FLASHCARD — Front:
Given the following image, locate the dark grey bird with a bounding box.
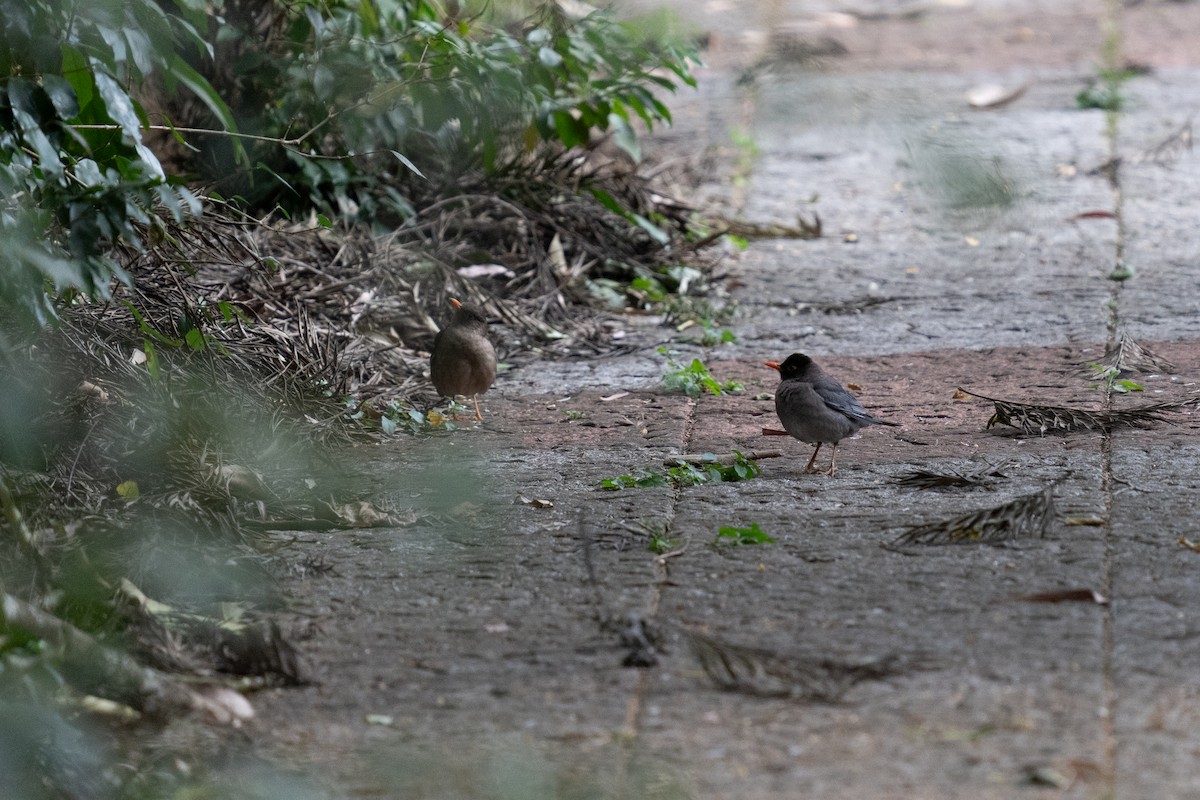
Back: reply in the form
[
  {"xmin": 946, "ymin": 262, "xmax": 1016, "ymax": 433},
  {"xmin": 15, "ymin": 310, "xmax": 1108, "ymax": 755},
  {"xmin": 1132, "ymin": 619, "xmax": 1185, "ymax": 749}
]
[
  {"xmin": 430, "ymin": 298, "xmax": 496, "ymax": 421},
  {"xmin": 765, "ymin": 353, "xmax": 897, "ymax": 475}
]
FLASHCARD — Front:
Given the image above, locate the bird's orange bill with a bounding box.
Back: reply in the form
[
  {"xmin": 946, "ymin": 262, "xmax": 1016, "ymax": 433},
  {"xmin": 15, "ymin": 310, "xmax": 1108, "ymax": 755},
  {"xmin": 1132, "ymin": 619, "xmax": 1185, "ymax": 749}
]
[
  {"xmin": 764, "ymin": 361, "xmax": 781, "ymax": 371},
  {"xmin": 449, "ymin": 297, "xmax": 462, "ymax": 310},
  {"xmin": 761, "ymin": 428, "xmax": 791, "ymax": 436}
]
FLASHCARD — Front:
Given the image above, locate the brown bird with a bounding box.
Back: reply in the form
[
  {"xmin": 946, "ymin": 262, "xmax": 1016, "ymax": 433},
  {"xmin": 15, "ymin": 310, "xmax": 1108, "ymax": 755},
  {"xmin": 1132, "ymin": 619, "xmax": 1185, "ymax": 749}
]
[
  {"xmin": 765, "ymin": 353, "xmax": 897, "ymax": 475},
  {"xmin": 430, "ymin": 298, "xmax": 496, "ymax": 421}
]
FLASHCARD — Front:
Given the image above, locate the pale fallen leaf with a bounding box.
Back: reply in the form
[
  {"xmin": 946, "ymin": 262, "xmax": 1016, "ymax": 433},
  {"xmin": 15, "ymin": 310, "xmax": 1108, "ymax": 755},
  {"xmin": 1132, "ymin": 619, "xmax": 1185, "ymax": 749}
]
[
  {"xmin": 1179, "ymin": 537, "xmax": 1200, "ymax": 552},
  {"xmin": 600, "ymin": 392, "xmax": 629, "ymax": 402},
  {"xmin": 193, "ymin": 685, "xmax": 255, "ymax": 726},
  {"xmin": 846, "ymin": 383, "xmax": 863, "ymax": 391},
  {"xmin": 964, "ymin": 235, "xmax": 980, "ymax": 247},
  {"xmin": 365, "ymin": 714, "xmax": 394, "ymax": 726},
  {"xmin": 80, "ymin": 695, "xmax": 140, "ymax": 721},
  {"xmin": 952, "ymin": 389, "xmax": 970, "ymax": 399},
  {"xmin": 78, "ymin": 381, "xmax": 110, "ymax": 403},
  {"xmin": 1064, "ymin": 516, "xmax": 1105, "ymax": 526},
  {"xmin": 457, "ymin": 263, "xmax": 515, "ymax": 280},
  {"xmin": 1024, "ymin": 765, "xmax": 1071, "ymax": 788},
  {"xmin": 546, "ymin": 233, "xmax": 570, "ymax": 278},
  {"xmin": 516, "ymin": 496, "xmax": 554, "ymax": 509},
  {"xmin": 967, "ymin": 82, "xmax": 1028, "ymax": 109}
]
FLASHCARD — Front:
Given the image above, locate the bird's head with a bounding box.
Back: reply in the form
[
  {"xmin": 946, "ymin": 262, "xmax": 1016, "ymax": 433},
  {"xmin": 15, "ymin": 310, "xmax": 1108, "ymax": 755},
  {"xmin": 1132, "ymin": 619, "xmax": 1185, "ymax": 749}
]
[
  {"xmin": 448, "ymin": 297, "xmax": 489, "ymax": 328},
  {"xmin": 764, "ymin": 353, "xmax": 813, "ymax": 380}
]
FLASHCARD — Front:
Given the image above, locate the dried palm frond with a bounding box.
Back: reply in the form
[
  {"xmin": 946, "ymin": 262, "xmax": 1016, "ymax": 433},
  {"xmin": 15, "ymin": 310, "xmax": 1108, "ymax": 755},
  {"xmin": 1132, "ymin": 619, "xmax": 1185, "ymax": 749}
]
[
  {"xmin": 892, "ymin": 485, "xmax": 1055, "ymax": 546},
  {"xmin": 681, "ymin": 630, "xmax": 917, "ymax": 702},
  {"xmin": 895, "ymin": 460, "xmax": 1011, "ymax": 490},
  {"xmin": 958, "ymin": 388, "xmax": 1196, "ymax": 435},
  {"xmin": 1089, "ymin": 332, "xmax": 1176, "ymax": 376}
]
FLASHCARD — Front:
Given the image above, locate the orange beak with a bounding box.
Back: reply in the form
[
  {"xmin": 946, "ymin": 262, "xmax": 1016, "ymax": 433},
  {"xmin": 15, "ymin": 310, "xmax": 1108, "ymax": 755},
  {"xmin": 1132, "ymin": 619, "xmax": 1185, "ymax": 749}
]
[
  {"xmin": 449, "ymin": 298, "xmax": 462, "ymax": 310},
  {"xmin": 764, "ymin": 361, "xmax": 781, "ymax": 371}
]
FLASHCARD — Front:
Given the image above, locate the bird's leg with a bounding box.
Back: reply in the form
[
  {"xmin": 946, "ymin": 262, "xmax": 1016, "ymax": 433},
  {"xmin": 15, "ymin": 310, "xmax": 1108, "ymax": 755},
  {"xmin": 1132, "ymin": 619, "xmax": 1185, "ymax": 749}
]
[
  {"xmin": 826, "ymin": 444, "xmax": 839, "ymax": 476},
  {"xmin": 471, "ymin": 393, "xmax": 483, "ymax": 422},
  {"xmin": 803, "ymin": 443, "xmax": 823, "ymax": 473}
]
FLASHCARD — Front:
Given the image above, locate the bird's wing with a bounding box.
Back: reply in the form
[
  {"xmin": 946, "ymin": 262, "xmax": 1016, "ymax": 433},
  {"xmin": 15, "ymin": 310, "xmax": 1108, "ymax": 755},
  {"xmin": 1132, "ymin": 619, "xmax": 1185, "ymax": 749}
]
[{"xmin": 810, "ymin": 378, "xmax": 893, "ymax": 425}]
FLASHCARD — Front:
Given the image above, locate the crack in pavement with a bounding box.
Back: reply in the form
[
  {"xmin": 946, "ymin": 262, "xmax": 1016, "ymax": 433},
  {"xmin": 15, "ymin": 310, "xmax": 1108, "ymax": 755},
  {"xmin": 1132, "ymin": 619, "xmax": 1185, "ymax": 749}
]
[
  {"xmin": 1101, "ymin": 0, "xmax": 1125, "ymax": 792},
  {"xmin": 621, "ymin": 395, "xmax": 700, "ymax": 740}
]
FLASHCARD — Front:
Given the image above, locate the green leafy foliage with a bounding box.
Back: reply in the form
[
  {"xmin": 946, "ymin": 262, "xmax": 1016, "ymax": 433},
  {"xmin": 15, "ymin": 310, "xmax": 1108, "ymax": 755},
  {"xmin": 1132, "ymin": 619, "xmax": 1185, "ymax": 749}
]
[
  {"xmin": 714, "ymin": 523, "xmax": 775, "ymax": 546},
  {"xmin": 1088, "ymin": 362, "xmax": 1145, "ymax": 394},
  {"xmin": 1075, "ymin": 69, "xmax": 1137, "ymax": 111},
  {"xmin": 600, "ymin": 469, "xmax": 668, "ymax": 490},
  {"xmin": 0, "ymin": 0, "xmax": 698, "ymax": 326},
  {"xmin": 181, "ymin": 1, "xmax": 696, "ymax": 217},
  {"xmin": 699, "ymin": 324, "xmax": 737, "ymax": 347},
  {"xmin": 647, "ymin": 532, "xmax": 680, "ymax": 554},
  {"xmin": 378, "ymin": 402, "xmax": 463, "ymax": 434},
  {"xmin": 659, "ymin": 347, "xmax": 743, "ymax": 398},
  {"xmin": 600, "ymin": 452, "xmax": 761, "ymax": 491},
  {"xmin": 0, "ymin": 0, "xmax": 227, "ymax": 326}
]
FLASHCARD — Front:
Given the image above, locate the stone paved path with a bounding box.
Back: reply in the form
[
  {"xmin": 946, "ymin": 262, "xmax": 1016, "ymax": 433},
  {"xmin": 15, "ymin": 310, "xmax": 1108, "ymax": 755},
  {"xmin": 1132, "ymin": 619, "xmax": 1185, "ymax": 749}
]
[{"xmin": 243, "ymin": 2, "xmax": 1200, "ymax": 798}]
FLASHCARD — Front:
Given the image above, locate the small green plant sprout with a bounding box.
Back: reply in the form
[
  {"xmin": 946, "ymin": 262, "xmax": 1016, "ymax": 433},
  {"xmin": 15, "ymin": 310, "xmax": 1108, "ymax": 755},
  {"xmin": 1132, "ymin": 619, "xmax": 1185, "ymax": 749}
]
[
  {"xmin": 699, "ymin": 324, "xmax": 738, "ymax": 348},
  {"xmin": 648, "ymin": 533, "xmax": 679, "ymax": 554},
  {"xmin": 714, "ymin": 523, "xmax": 775, "ymax": 546},
  {"xmin": 659, "ymin": 347, "xmax": 743, "ymax": 398},
  {"xmin": 668, "ymin": 452, "xmax": 761, "ymax": 486},
  {"xmin": 1088, "ymin": 363, "xmax": 1145, "ymax": 394},
  {"xmin": 562, "ymin": 409, "xmax": 587, "ymax": 421},
  {"xmin": 1076, "ymin": 68, "xmax": 1139, "ymax": 111},
  {"xmin": 645, "ymin": 522, "xmax": 681, "ymax": 554},
  {"xmin": 380, "ymin": 403, "xmax": 462, "ymax": 434},
  {"xmin": 600, "ymin": 469, "xmax": 669, "ymax": 491},
  {"xmin": 600, "ymin": 452, "xmax": 761, "ymax": 490}
]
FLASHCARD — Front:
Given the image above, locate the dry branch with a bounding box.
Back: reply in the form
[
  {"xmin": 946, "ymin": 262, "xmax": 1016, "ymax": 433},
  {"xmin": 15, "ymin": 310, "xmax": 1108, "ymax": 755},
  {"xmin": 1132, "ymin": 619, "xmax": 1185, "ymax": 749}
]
[{"xmin": 1, "ymin": 592, "xmax": 251, "ymax": 723}]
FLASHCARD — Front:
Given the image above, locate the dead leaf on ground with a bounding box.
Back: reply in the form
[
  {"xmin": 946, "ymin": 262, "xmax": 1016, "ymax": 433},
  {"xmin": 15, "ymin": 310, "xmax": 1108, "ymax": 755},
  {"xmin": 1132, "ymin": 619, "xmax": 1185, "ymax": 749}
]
[
  {"xmin": 1064, "ymin": 515, "xmax": 1105, "ymax": 526},
  {"xmin": 600, "ymin": 391, "xmax": 629, "ymax": 402},
  {"xmin": 761, "ymin": 428, "xmax": 791, "ymax": 436},
  {"xmin": 456, "ymin": 263, "xmax": 515, "ymax": 280},
  {"xmin": 1006, "ymin": 588, "xmax": 1108, "ymax": 605},
  {"xmin": 1179, "ymin": 537, "xmax": 1200, "ymax": 552},
  {"xmin": 193, "ymin": 685, "xmax": 255, "ymax": 727},
  {"xmin": 967, "ymin": 82, "xmax": 1029, "ymax": 109},
  {"xmin": 516, "ymin": 496, "xmax": 554, "ymax": 508}
]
